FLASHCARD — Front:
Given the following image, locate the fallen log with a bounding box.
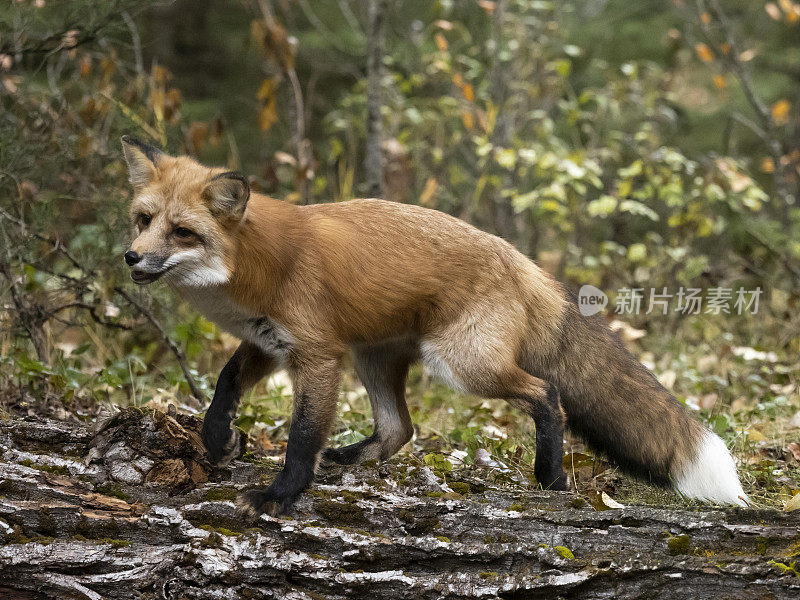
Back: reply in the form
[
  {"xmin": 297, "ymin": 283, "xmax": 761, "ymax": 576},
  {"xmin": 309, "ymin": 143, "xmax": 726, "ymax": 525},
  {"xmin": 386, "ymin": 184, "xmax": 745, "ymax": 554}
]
[{"xmin": 0, "ymin": 409, "xmax": 798, "ymax": 599}]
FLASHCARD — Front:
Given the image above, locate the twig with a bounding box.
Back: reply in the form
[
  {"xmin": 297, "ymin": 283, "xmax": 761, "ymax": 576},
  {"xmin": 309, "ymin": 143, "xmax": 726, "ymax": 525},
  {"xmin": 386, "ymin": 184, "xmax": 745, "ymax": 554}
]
[
  {"xmin": 745, "ymin": 228, "xmax": 800, "ymax": 286},
  {"xmin": 365, "ymin": 0, "xmax": 387, "ymax": 198}
]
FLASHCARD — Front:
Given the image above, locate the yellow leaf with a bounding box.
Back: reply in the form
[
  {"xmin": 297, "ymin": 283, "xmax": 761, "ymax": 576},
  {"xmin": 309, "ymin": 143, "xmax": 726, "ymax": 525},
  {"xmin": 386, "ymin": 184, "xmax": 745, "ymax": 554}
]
[
  {"xmin": 777, "ymin": 0, "xmax": 799, "ymax": 22},
  {"xmin": 463, "ymin": 83, "xmax": 474, "ymax": 102},
  {"xmin": 452, "ymin": 73, "xmax": 463, "ymax": 87},
  {"xmin": 785, "ymin": 492, "xmax": 800, "ymax": 512},
  {"xmin": 434, "ymin": 33, "xmax": 448, "ymax": 52},
  {"xmin": 257, "ymin": 78, "xmax": 277, "ymax": 101},
  {"xmin": 720, "ymin": 43, "xmax": 731, "ymax": 55},
  {"xmin": 761, "ymin": 157, "xmax": 775, "ymax": 173},
  {"xmin": 700, "ymin": 12, "xmax": 711, "ymax": 24},
  {"xmin": 419, "ymin": 177, "xmax": 438, "ymax": 206},
  {"xmin": 713, "ymin": 74, "xmax": 727, "ymax": 89},
  {"xmin": 748, "ymin": 428, "xmax": 767, "ymax": 442},
  {"xmin": 259, "ymin": 104, "xmax": 277, "ymax": 131},
  {"xmin": 461, "ymin": 110, "xmax": 474, "ymax": 129},
  {"xmin": 772, "ymin": 99, "xmax": 791, "ymax": 124},
  {"xmin": 695, "ymin": 43, "xmax": 714, "ymax": 62}
]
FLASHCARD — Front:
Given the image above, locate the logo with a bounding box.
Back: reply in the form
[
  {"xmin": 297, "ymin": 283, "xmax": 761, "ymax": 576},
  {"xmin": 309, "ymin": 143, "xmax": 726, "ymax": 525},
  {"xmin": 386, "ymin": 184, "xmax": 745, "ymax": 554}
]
[{"xmin": 578, "ymin": 285, "xmax": 608, "ymax": 316}]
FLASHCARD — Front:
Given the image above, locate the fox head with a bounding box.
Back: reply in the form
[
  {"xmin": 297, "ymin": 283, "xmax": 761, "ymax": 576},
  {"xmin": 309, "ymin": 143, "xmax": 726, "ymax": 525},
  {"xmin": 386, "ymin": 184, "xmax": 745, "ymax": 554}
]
[{"xmin": 121, "ymin": 136, "xmax": 249, "ymax": 287}]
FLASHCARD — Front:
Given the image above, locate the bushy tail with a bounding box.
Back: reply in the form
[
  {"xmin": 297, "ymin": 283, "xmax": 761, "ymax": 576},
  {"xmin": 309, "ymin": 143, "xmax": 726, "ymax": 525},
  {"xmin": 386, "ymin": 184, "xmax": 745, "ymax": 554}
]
[{"xmin": 544, "ymin": 302, "xmax": 748, "ymax": 506}]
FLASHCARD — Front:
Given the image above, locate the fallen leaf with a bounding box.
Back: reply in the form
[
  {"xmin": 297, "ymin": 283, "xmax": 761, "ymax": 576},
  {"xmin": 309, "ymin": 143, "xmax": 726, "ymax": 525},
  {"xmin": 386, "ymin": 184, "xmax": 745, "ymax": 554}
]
[
  {"xmin": 589, "ymin": 490, "xmax": 625, "ymax": 511},
  {"xmin": 784, "ymin": 492, "xmax": 800, "ymax": 512},
  {"xmin": 786, "ymin": 442, "xmax": 800, "ymax": 461}
]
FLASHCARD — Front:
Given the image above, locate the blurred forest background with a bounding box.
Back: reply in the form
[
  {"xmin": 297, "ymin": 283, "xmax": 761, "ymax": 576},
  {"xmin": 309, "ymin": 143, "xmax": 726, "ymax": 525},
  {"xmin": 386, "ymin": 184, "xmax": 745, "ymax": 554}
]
[{"xmin": 1, "ymin": 0, "xmax": 799, "ymax": 507}]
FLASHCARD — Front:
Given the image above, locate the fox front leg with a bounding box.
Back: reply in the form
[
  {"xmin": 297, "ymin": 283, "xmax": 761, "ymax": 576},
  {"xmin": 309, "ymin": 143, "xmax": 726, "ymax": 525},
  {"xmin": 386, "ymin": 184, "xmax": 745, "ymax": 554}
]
[
  {"xmin": 202, "ymin": 342, "xmax": 277, "ymax": 465},
  {"xmin": 237, "ymin": 356, "xmax": 341, "ymax": 517}
]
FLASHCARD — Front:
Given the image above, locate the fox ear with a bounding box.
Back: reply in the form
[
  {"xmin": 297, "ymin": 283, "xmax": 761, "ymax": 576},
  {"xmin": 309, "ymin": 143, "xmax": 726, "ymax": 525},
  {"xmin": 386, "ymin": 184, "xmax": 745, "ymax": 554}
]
[
  {"xmin": 203, "ymin": 171, "xmax": 250, "ymax": 220},
  {"xmin": 121, "ymin": 135, "xmax": 163, "ymax": 189}
]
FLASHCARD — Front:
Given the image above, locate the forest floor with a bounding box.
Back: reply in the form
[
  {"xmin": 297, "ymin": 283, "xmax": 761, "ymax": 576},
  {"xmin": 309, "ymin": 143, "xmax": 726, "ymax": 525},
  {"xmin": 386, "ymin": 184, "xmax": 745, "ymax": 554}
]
[{"xmin": 1, "ymin": 386, "xmax": 799, "ymax": 599}]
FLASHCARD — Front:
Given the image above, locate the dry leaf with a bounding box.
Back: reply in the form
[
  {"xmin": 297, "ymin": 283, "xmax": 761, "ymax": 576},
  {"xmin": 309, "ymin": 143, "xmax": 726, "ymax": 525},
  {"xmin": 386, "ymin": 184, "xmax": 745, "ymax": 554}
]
[
  {"xmin": 609, "ymin": 320, "xmax": 646, "ymax": 341},
  {"xmin": 739, "ymin": 49, "xmax": 756, "ymax": 62},
  {"xmin": 420, "ymin": 177, "xmax": 439, "ymax": 206},
  {"xmin": 786, "ymin": 442, "xmax": 800, "ymax": 461},
  {"xmin": 185, "ymin": 122, "xmax": 208, "ymax": 155},
  {"xmin": 695, "ymin": 43, "xmax": 714, "ymax": 62},
  {"xmin": 590, "ymin": 491, "xmax": 625, "ymax": 510},
  {"xmin": 463, "ymin": 83, "xmax": 475, "ymax": 102},
  {"xmin": 274, "ymin": 151, "xmax": 297, "ymax": 166},
  {"xmin": 765, "ymin": 2, "xmax": 782, "ymax": 20},
  {"xmin": 784, "ymin": 492, "xmax": 800, "ymax": 512},
  {"xmin": 772, "ymin": 99, "xmax": 791, "ymax": 124}
]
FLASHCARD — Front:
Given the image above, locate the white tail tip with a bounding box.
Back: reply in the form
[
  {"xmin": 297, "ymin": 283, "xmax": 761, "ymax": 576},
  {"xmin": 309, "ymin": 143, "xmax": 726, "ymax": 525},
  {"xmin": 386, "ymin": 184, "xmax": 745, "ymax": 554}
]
[{"xmin": 673, "ymin": 430, "xmax": 749, "ymax": 507}]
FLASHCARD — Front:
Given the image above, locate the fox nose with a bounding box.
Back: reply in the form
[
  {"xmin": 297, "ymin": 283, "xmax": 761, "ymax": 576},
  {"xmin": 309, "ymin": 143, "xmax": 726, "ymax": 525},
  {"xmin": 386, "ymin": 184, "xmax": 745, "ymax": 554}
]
[{"xmin": 124, "ymin": 250, "xmax": 142, "ymax": 266}]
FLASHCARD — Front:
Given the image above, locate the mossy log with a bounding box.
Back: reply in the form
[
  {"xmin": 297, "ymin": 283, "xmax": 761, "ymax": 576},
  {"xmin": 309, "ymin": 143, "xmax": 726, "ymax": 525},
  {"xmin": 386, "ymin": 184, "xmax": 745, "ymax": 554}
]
[{"xmin": 1, "ymin": 410, "xmax": 798, "ymax": 599}]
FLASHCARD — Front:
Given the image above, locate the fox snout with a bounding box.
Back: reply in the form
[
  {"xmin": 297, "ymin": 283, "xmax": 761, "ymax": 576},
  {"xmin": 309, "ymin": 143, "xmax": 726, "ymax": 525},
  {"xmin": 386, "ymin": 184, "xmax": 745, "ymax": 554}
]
[{"xmin": 124, "ymin": 248, "xmax": 169, "ymax": 285}]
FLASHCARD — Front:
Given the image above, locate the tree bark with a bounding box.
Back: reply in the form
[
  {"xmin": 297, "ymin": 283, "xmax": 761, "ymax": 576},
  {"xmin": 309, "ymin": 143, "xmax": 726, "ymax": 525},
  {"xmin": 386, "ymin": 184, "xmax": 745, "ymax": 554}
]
[
  {"xmin": 365, "ymin": 0, "xmax": 387, "ymax": 198},
  {"xmin": 0, "ymin": 410, "xmax": 798, "ymax": 599}
]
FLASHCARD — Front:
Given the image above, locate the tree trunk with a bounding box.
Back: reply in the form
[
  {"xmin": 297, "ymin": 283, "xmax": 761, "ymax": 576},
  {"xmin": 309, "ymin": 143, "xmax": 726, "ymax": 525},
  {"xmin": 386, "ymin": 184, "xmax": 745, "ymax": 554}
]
[
  {"xmin": 365, "ymin": 0, "xmax": 387, "ymax": 198},
  {"xmin": 0, "ymin": 410, "xmax": 798, "ymax": 599}
]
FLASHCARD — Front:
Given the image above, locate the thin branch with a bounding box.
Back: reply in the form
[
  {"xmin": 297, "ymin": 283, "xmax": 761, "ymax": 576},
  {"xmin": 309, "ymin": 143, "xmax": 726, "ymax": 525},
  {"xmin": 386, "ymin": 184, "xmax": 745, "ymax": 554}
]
[
  {"xmin": 257, "ymin": 0, "xmax": 311, "ymax": 204},
  {"xmin": 365, "ymin": 0, "xmax": 387, "ymax": 198},
  {"xmin": 702, "ymin": 0, "xmax": 793, "ymax": 218},
  {"xmin": 745, "ymin": 228, "xmax": 800, "ymax": 286}
]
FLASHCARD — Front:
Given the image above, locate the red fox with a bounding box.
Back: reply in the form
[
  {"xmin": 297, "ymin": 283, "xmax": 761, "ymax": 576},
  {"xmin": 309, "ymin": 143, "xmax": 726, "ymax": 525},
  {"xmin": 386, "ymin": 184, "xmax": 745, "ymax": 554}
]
[{"xmin": 121, "ymin": 136, "xmax": 749, "ymax": 516}]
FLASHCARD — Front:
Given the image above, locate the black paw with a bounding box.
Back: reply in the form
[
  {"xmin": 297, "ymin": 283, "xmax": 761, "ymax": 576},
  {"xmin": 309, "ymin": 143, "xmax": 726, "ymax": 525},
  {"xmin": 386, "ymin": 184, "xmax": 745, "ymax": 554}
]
[
  {"xmin": 320, "ymin": 436, "xmax": 376, "ymax": 467},
  {"xmin": 236, "ymin": 487, "xmax": 293, "ymax": 519},
  {"xmin": 321, "ymin": 447, "xmax": 348, "ymax": 467},
  {"xmin": 202, "ymin": 414, "xmax": 241, "ymax": 466}
]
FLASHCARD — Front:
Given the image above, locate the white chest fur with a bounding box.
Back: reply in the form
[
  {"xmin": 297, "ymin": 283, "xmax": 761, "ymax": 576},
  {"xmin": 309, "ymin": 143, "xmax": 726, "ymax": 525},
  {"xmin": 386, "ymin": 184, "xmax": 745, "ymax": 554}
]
[{"xmin": 175, "ymin": 286, "xmax": 293, "ymax": 362}]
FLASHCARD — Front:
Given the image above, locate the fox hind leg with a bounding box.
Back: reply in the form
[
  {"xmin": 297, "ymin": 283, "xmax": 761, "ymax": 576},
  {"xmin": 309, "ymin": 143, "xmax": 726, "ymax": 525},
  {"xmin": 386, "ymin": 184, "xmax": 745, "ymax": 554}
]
[
  {"xmin": 323, "ymin": 341, "xmax": 415, "ymax": 466},
  {"xmin": 422, "ymin": 324, "xmax": 568, "ymax": 491},
  {"xmin": 505, "ymin": 378, "xmax": 568, "ymax": 490}
]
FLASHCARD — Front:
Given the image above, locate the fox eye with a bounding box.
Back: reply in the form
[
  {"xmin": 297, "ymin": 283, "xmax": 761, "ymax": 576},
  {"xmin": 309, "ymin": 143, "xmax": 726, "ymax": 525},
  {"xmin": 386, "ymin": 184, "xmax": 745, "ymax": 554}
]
[
  {"xmin": 138, "ymin": 213, "xmax": 151, "ymax": 228},
  {"xmin": 174, "ymin": 227, "xmax": 195, "ymax": 239}
]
